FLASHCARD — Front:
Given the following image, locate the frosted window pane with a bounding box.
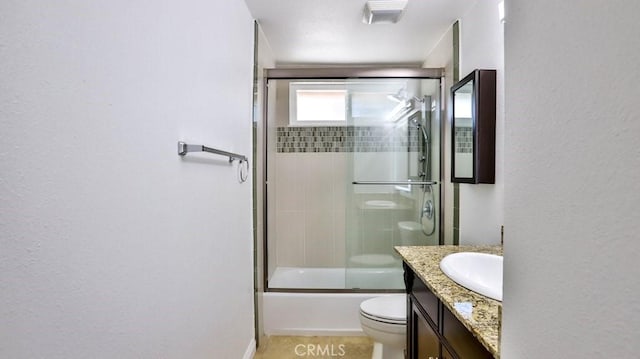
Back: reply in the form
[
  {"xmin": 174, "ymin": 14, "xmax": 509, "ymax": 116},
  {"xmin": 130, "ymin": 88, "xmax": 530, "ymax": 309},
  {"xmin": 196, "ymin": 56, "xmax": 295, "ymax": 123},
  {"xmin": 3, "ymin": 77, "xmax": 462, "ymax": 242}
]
[{"xmin": 296, "ymin": 90, "xmax": 346, "ymax": 122}]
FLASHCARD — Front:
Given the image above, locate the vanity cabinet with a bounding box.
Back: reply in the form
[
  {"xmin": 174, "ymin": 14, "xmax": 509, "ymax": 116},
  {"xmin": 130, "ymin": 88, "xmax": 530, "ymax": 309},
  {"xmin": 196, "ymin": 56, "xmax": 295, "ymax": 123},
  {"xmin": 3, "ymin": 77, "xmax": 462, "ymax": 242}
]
[{"xmin": 404, "ymin": 263, "xmax": 494, "ymax": 359}]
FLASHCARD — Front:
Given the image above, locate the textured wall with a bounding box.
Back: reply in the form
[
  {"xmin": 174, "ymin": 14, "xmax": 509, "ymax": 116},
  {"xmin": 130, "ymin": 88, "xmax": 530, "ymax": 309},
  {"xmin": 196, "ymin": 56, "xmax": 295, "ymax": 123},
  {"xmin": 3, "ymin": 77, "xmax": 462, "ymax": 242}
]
[
  {"xmin": 0, "ymin": 1, "xmax": 255, "ymax": 358},
  {"xmin": 458, "ymin": 0, "xmax": 505, "ymax": 245},
  {"xmin": 502, "ymin": 0, "xmax": 640, "ymax": 357}
]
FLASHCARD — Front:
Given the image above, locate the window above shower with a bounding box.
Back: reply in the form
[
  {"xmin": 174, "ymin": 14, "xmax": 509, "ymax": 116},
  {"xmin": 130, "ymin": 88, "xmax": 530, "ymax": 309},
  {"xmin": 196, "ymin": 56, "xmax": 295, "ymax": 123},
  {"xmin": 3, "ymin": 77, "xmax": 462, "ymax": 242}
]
[
  {"xmin": 288, "ymin": 80, "xmax": 412, "ymax": 126},
  {"xmin": 289, "ymin": 82, "xmax": 347, "ymax": 126}
]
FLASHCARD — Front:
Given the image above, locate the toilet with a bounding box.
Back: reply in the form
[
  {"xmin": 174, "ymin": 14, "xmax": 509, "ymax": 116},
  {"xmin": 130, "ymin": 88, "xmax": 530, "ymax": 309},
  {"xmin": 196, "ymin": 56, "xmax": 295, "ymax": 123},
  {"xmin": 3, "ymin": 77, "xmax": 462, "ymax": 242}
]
[
  {"xmin": 357, "ymin": 222, "xmax": 432, "ymax": 358},
  {"xmin": 359, "ymin": 294, "xmax": 407, "ymax": 359}
]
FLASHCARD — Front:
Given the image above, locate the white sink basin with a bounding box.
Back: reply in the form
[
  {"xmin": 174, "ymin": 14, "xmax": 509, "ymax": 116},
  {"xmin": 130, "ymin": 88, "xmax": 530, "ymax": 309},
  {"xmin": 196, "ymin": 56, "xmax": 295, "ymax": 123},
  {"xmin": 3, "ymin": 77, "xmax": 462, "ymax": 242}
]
[{"xmin": 439, "ymin": 252, "xmax": 503, "ymax": 301}]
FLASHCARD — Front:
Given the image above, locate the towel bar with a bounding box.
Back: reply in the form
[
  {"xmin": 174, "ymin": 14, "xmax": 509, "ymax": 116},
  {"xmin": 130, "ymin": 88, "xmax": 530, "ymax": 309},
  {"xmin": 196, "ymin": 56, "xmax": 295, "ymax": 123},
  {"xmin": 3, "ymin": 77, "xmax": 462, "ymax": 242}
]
[{"xmin": 177, "ymin": 141, "xmax": 247, "ymax": 163}]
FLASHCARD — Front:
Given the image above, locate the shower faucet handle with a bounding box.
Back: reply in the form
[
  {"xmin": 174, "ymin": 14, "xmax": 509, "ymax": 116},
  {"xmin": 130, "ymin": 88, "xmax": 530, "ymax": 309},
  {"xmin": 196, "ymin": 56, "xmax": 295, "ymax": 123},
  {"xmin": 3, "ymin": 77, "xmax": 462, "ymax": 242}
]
[{"xmin": 422, "ymin": 200, "xmax": 434, "ymax": 220}]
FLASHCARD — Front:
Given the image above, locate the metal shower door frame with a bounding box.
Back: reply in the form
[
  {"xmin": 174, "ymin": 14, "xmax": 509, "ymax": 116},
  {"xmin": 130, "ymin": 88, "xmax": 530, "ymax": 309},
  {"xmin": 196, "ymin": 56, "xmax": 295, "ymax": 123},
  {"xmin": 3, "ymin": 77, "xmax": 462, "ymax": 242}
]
[{"xmin": 261, "ymin": 67, "xmax": 445, "ymax": 293}]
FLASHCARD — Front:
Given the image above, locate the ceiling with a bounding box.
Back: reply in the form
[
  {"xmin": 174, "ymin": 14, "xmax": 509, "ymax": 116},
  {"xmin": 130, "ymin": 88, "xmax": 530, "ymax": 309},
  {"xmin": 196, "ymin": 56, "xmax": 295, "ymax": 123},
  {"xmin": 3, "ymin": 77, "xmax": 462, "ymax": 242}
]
[{"xmin": 243, "ymin": 0, "xmax": 475, "ymax": 66}]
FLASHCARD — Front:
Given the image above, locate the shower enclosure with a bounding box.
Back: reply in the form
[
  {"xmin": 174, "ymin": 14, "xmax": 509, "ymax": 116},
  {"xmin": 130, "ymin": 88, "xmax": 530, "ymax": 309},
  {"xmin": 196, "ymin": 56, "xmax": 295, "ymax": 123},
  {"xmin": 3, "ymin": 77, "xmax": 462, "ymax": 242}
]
[{"xmin": 262, "ymin": 68, "xmax": 442, "ymax": 292}]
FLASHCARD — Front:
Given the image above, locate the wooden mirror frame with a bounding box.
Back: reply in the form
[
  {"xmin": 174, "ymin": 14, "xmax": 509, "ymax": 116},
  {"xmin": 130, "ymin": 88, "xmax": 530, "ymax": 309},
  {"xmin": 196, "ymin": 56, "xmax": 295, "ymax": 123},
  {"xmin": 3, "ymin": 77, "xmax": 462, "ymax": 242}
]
[{"xmin": 451, "ymin": 69, "xmax": 496, "ymax": 184}]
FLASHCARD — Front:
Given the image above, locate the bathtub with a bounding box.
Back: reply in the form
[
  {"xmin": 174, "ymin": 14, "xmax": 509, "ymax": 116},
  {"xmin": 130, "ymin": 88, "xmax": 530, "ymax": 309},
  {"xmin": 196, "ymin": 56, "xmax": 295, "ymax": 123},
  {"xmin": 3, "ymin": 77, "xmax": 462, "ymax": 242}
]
[
  {"xmin": 268, "ymin": 266, "xmax": 404, "ymax": 289},
  {"xmin": 264, "ymin": 266, "xmax": 405, "ymax": 336}
]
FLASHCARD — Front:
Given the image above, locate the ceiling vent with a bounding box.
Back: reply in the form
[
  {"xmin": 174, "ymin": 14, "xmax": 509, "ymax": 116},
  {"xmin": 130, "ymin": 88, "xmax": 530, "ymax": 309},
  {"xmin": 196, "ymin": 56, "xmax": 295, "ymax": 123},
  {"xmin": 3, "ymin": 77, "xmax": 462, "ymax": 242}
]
[{"xmin": 362, "ymin": 0, "xmax": 409, "ymax": 24}]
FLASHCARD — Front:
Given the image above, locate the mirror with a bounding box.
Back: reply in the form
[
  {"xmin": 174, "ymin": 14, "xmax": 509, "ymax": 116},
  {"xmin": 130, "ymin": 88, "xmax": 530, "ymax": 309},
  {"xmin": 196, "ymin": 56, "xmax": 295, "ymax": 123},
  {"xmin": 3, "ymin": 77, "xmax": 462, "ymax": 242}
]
[{"xmin": 451, "ymin": 69, "xmax": 496, "ymax": 184}]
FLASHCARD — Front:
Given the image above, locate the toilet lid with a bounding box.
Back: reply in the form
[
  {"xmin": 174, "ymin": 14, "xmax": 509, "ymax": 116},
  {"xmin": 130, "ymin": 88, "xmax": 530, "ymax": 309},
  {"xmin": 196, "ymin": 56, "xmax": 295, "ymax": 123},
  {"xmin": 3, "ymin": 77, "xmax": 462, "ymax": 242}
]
[{"xmin": 360, "ymin": 294, "xmax": 407, "ymax": 322}]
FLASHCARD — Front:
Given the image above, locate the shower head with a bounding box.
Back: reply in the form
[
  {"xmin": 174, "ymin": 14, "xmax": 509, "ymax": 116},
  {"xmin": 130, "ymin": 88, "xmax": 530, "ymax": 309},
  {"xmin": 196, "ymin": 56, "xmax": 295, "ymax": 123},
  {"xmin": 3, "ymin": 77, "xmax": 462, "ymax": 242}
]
[
  {"xmin": 410, "ymin": 115, "xmax": 430, "ymax": 144},
  {"xmin": 387, "ymin": 88, "xmax": 408, "ymax": 103},
  {"xmin": 391, "ymin": 105, "xmax": 418, "ymax": 122},
  {"xmin": 387, "ymin": 93, "xmax": 404, "ymax": 103},
  {"xmin": 388, "ymin": 92, "xmax": 425, "ymax": 121},
  {"xmin": 387, "ymin": 89, "xmax": 426, "ymax": 104}
]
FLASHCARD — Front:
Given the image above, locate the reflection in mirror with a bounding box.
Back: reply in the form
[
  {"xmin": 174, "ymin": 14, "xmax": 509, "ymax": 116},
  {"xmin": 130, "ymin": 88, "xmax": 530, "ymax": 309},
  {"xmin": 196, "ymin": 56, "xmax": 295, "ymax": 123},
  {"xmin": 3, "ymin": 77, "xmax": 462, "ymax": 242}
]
[{"xmin": 453, "ymin": 81, "xmax": 474, "ymax": 179}]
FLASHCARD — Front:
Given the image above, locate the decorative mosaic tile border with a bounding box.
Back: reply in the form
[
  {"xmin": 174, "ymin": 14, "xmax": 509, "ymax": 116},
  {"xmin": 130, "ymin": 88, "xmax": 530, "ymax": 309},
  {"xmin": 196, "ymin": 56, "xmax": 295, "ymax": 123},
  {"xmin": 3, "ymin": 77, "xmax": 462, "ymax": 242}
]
[
  {"xmin": 455, "ymin": 127, "xmax": 473, "ymax": 153},
  {"xmin": 276, "ymin": 126, "xmax": 420, "ymax": 153}
]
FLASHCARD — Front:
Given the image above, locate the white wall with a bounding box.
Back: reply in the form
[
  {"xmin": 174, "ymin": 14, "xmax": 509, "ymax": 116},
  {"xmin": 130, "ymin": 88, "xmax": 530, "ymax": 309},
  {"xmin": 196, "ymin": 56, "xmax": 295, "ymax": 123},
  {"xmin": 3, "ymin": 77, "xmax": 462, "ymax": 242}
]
[
  {"xmin": 0, "ymin": 1, "xmax": 256, "ymax": 358},
  {"xmin": 502, "ymin": 1, "xmax": 640, "ymax": 357},
  {"xmin": 423, "ymin": 0, "xmax": 504, "ymax": 245},
  {"xmin": 458, "ymin": 0, "xmax": 505, "ymax": 245}
]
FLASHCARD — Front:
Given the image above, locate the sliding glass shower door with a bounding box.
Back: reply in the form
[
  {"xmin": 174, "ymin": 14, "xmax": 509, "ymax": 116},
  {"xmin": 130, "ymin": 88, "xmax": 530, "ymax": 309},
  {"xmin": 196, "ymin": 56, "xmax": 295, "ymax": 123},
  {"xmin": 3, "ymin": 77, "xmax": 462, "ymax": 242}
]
[
  {"xmin": 263, "ymin": 73, "xmax": 441, "ymax": 291},
  {"xmin": 345, "ymin": 78, "xmax": 441, "ymax": 290}
]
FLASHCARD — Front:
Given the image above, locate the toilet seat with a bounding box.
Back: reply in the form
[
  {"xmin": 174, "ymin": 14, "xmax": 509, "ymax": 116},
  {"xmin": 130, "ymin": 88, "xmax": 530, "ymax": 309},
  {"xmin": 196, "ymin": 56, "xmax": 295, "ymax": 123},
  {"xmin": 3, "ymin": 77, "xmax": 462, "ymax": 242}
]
[{"xmin": 359, "ymin": 294, "xmax": 407, "ymax": 325}]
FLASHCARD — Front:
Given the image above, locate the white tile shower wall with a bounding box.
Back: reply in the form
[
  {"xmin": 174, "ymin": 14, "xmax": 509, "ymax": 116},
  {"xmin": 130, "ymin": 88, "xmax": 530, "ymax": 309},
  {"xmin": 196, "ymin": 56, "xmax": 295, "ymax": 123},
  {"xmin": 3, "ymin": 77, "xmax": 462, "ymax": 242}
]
[
  {"xmin": 273, "ymin": 152, "xmax": 347, "ymax": 267},
  {"xmin": 353, "ymin": 152, "xmax": 408, "ymax": 194},
  {"xmin": 272, "ymin": 150, "xmax": 416, "ymax": 268}
]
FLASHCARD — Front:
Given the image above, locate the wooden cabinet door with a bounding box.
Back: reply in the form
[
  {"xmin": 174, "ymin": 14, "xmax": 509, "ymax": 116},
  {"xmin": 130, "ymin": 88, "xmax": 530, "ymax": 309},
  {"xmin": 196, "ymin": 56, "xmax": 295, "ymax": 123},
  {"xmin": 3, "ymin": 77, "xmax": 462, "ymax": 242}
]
[
  {"xmin": 441, "ymin": 345, "xmax": 456, "ymax": 359},
  {"xmin": 409, "ymin": 302, "xmax": 440, "ymax": 359},
  {"xmin": 442, "ymin": 305, "xmax": 494, "ymax": 359}
]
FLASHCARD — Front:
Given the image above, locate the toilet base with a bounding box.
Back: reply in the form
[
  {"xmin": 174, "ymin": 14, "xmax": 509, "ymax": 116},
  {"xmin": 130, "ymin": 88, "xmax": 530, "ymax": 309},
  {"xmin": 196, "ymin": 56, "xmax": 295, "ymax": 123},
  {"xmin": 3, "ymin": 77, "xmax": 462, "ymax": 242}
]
[{"xmin": 371, "ymin": 341, "xmax": 404, "ymax": 359}]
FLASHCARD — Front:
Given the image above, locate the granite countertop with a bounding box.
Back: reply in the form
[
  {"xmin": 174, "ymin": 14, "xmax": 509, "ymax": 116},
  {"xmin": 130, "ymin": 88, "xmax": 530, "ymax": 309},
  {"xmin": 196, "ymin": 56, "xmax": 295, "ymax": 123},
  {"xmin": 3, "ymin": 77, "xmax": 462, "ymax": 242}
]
[{"xmin": 395, "ymin": 245, "xmax": 502, "ymax": 358}]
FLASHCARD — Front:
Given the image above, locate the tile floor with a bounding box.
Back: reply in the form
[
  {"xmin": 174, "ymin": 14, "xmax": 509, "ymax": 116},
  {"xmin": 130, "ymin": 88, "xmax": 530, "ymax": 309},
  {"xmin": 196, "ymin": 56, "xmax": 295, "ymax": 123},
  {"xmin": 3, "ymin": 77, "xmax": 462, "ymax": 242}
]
[{"xmin": 254, "ymin": 336, "xmax": 373, "ymax": 359}]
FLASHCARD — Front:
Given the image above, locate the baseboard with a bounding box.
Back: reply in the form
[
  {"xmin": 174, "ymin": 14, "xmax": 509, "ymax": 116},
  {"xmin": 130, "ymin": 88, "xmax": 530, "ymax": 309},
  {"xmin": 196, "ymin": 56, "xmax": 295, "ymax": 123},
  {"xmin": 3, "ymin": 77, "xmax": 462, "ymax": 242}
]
[{"xmin": 242, "ymin": 338, "xmax": 256, "ymax": 359}]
